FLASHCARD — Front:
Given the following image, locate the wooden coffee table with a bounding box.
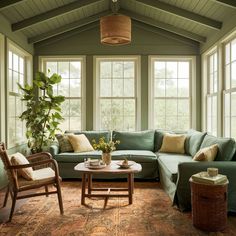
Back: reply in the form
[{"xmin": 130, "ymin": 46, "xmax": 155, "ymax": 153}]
[{"xmin": 74, "ymin": 160, "xmax": 142, "ymax": 206}]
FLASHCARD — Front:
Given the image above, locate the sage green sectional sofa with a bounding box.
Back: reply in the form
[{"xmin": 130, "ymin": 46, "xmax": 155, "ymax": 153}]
[
  {"xmin": 50, "ymin": 130, "xmax": 158, "ymax": 179},
  {"xmin": 50, "ymin": 129, "xmax": 236, "ymax": 212}
]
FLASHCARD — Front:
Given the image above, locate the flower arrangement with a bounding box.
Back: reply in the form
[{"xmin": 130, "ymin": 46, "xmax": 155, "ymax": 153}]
[{"xmin": 92, "ymin": 137, "xmax": 120, "ymax": 153}]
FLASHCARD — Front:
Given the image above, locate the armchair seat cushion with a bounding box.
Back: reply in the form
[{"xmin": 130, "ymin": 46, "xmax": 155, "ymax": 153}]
[{"xmin": 19, "ymin": 167, "xmax": 56, "ymax": 187}]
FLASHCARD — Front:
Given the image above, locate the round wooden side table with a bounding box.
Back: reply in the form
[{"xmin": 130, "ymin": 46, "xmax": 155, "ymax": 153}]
[{"xmin": 190, "ymin": 177, "xmax": 228, "ymax": 232}]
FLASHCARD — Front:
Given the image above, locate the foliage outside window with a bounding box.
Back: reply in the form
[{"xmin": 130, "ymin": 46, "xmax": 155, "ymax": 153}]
[
  {"xmin": 207, "ymin": 52, "xmax": 218, "ymax": 136},
  {"xmin": 95, "ymin": 57, "xmax": 139, "ymax": 131},
  {"xmin": 150, "ymin": 58, "xmax": 191, "ymax": 130},
  {"xmin": 224, "ymin": 38, "xmax": 236, "ymax": 139},
  {"xmin": 8, "ymin": 48, "xmax": 28, "ymax": 148},
  {"xmin": 42, "ymin": 58, "xmax": 84, "ymax": 132}
]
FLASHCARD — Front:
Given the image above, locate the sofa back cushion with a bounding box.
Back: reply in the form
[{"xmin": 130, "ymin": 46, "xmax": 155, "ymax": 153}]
[
  {"xmin": 112, "ymin": 130, "xmax": 155, "ymax": 151},
  {"xmin": 154, "ymin": 130, "xmax": 167, "ymax": 152},
  {"xmin": 200, "ymin": 134, "xmax": 236, "ymax": 161},
  {"xmin": 185, "ymin": 129, "xmax": 207, "ymax": 156},
  {"xmin": 65, "ymin": 130, "xmax": 111, "ymax": 145}
]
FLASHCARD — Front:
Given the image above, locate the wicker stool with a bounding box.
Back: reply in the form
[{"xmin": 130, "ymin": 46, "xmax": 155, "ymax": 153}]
[{"xmin": 190, "ymin": 177, "xmax": 228, "ymax": 232}]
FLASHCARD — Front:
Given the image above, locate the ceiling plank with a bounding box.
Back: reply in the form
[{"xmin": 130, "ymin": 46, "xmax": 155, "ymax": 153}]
[
  {"xmin": 35, "ymin": 22, "xmax": 99, "ymax": 47},
  {"xmin": 0, "ymin": 0, "xmax": 23, "ymax": 9},
  {"xmin": 213, "ymin": 0, "xmax": 236, "ymax": 8},
  {"xmin": 12, "ymin": 0, "xmax": 101, "ymax": 32},
  {"xmin": 135, "ymin": 0, "xmax": 222, "ymax": 30},
  {"xmin": 120, "ymin": 9, "xmax": 206, "ymax": 43},
  {"xmin": 133, "ymin": 21, "xmax": 198, "ymax": 46},
  {"xmin": 28, "ymin": 10, "xmax": 111, "ymax": 44}
]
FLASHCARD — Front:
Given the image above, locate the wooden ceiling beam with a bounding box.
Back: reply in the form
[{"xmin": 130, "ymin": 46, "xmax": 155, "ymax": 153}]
[
  {"xmin": 213, "ymin": 0, "xmax": 236, "ymax": 8},
  {"xmin": 136, "ymin": 0, "xmax": 222, "ymax": 30},
  {"xmin": 28, "ymin": 10, "xmax": 111, "ymax": 44},
  {"xmin": 12, "ymin": 0, "xmax": 101, "ymax": 32},
  {"xmin": 0, "ymin": 0, "xmax": 23, "ymax": 9},
  {"xmin": 120, "ymin": 9, "xmax": 206, "ymax": 43}
]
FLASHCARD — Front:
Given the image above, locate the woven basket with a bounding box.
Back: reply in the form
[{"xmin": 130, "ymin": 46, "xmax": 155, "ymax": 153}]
[{"xmin": 190, "ymin": 178, "xmax": 228, "ymax": 232}]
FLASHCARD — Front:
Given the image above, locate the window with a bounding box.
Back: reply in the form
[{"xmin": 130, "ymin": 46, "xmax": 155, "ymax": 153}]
[
  {"xmin": 0, "ymin": 34, "xmax": 4, "ymax": 142},
  {"xmin": 224, "ymin": 38, "xmax": 236, "ymax": 139},
  {"xmin": 94, "ymin": 56, "xmax": 140, "ymax": 131},
  {"xmin": 8, "ymin": 42, "xmax": 32, "ymax": 148},
  {"xmin": 41, "ymin": 57, "xmax": 85, "ymax": 131},
  {"xmin": 207, "ymin": 52, "xmax": 218, "ymax": 136},
  {"xmin": 149, "ymin": 57, "xmax": 194, "ymax": 130}
]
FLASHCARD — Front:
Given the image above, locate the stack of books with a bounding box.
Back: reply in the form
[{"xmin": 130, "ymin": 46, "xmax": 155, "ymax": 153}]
[{"xmin": 191, "ymin": 172, "xmax": 228, "ymax": 185}]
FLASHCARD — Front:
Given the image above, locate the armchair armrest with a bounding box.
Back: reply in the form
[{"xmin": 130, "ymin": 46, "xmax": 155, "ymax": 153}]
[
  {"xmin": 9, "ymin": 159, "xmax": 60, "ymax": 178},
  {"xmin": 49, "ymin": 144, "xmax": 60, "ymax": 156},
  {"xmin": 174, "ymin": 161, "xmax": 236, "ymax": 212}
]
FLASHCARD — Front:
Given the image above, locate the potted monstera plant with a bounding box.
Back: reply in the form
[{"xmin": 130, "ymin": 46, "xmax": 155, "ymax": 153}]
[{"xmin": 18, "ymin": 71, "xmax": 65, "ymax": 153}]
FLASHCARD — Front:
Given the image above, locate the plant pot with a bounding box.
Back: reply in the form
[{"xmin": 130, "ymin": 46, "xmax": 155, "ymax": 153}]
[{"xmin": 102, "ymin": 152, "xmax": 111, "ymax": 165}]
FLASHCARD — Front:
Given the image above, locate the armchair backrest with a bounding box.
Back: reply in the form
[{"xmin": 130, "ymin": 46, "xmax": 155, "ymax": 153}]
[{"xmin": 0, "ymin": 142, "xmax": 18, "ymax": 190}]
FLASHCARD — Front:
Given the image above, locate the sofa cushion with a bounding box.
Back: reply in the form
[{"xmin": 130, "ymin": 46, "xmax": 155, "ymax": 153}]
[
  {"xmin": 154, "ymin": 130, "xmax": 170, "ymax": 152},
  {"xmin": 54, "ymin": 150, "xmax": 102, "ymax": 163},
  {"xmin": 112, "ymin": 130, "xmax": 155, "ymax": 151},
  {"xmin": 157, "ymin": 153, "xmax": 193, "ymax": 183},
  {"xmin": 154, "ymin": 130, "xmax": 186, "ymax": 152},
  {"xmin": 56, "ymin": 134, "xmax": 73, "ymax": 153},
  {"xmin": 111, "ymin": 150, "xmax": 157, "ymax": 163},
  {"xmin": 185, "ymin": 129, "xmax": 207, "ymax": 156},
  {"xmin": 65, "ymin": 130, "xmax": 111, "ymax": 144},
  {"xmin": 193, "ymin": 144, "xmax": 218, "ymax": 161},
  {"xmin": 67, "ymin": 134, "xmax": 94, "ymax": 153},
  {"xmin": 159, "ymin": 133, "xmax": 186, "ymax": 154},
  {"xmin": 200, "ymin": 134, "xmax": 236, "ymax": 161}
]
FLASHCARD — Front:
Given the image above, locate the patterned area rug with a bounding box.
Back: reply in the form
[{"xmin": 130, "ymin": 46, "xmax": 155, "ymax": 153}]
[{"xmin": 0, "ymin": 181, "xmax": 236, "ymax": 236}]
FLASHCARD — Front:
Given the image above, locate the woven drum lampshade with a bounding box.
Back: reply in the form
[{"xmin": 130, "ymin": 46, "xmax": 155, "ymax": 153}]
[{"xmin": 100, "ymin": 15, "xmax": 131, "ymax": 45}]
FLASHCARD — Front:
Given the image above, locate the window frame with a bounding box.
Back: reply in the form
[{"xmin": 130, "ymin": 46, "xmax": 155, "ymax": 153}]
[
  {"xmin": 148, "ymin": 55, "xmax": 196, "ymax": 130},
  {"xmin": 39, "ymin": 56, "xmax": 86, "ymax": 131},
  {"xmin": 93, "ymin": 55, "xmax": 141, "ymax": 131},
  {"xmin": 0, "ymin": 33, "xmax": 5, "ymax": 143},
  {"xmin": 206, "ymin": 51, "xmax": 218, "ymax": 136},
  {"xmin": 7, "ymin": 39, "xmax": 33, "ymax": 148},
  {"xmin": 223, "ymin": 36, "xmax": 236, "ymax": 138}
]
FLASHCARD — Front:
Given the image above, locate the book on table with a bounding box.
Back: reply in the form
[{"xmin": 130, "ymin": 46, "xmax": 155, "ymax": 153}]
[{"xmin": 191, "ymin": 171, "xmax": 227, "ymax": 185}]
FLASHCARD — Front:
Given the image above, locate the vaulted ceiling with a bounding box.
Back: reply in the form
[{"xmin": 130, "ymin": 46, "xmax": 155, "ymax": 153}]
[{"xmin": 0, "ymin": 0, "xmax": 236, "ymax": 45}]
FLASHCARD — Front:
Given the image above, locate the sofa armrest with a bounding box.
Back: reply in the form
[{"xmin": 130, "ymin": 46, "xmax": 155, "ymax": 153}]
[
  {"xmin": 50, "ymin": 143, "xmax": 60, "ymax": 156},
  {"xmin": 174, "ymin": 161, "xmax": 236, "ymax": 212}
]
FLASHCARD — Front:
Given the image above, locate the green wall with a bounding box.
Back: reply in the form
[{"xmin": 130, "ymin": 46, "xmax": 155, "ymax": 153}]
[
  {"xmin": 35, "ymin": 24, "xmax": 201, "ymax": 130},
  {"xmin": 0, "ymin": 13, "xmax": 33, "ymax": 190}
]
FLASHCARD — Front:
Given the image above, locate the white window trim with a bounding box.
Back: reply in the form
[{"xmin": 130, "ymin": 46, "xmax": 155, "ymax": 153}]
[
  {"xmin": 0, "ymin": 34, "xmax": 5, "ymax": 143},
  {"xmin": 148, "ymin": 55, "xmax": 196, "ymax": 130},
  {"xmin": 39, "ymin": 56, "xmax": 86, "ymax": 130},
  {"xmin": 206, "ymin": 50, "xmax": 218, "ymax": 136},
  {"xmin": 93, "ymin": 55, "xmax": 141, "ymax": 131},
  {"xmin": 6, "ymin": 39, "xmax": 33, "ymax": 148}
]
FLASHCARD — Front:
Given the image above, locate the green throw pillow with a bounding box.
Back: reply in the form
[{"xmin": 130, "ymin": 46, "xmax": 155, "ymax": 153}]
[{"xmin": 56, "ymin": 134, "xmax": 74, "ymax": 153}]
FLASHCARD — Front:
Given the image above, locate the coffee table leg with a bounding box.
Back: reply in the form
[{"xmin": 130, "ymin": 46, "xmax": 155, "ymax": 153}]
[
  {"xmin": 88, "ymin": 174, "xmax": 92, "ymax": 195},
  {"xmin": 131, "ymin": 173, "xmax": 134, "ymax": 194},
  {"xmin": 128, "ymin": 173, "xmax": 133, "ymax": 204},
  {"xmin": 81, "ymin": 173, "xmax": 86, "ymax": 205}
]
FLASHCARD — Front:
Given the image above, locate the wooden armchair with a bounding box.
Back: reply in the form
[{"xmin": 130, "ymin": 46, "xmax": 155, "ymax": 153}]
[{"xmin": 0, "ymin": 142, "xmax": 63, "ymax": 222}]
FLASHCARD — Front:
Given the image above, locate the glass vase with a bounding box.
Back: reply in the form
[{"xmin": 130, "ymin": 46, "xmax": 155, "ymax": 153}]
[{"xmin": 102, "ymin": 152, "xmax": 111, "ymax": 165}]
